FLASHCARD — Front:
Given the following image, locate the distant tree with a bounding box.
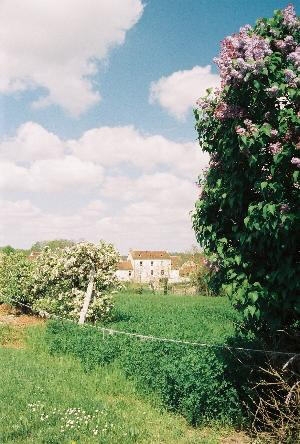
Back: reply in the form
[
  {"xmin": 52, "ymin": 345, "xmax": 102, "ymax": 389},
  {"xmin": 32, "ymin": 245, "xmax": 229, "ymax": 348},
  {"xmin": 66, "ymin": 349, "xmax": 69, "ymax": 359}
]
[
  {"xmin": 31, "ymin": 239, "xmax": 76, "ymax": 252},
  {"xmin": 0, "ymin": 245, "xmax": 15, "ymax": 255},
  {"xmin": 193, "ymin": 5, "xmax": 300, "ymax": 340}
]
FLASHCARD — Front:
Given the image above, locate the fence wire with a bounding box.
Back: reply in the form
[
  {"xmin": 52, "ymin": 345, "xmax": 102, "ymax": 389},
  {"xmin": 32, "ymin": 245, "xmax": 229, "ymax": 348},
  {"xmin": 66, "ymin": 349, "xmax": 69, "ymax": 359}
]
[{"xmin": 4, "ymin": 297, "xmax": 299, "ymax": 360}]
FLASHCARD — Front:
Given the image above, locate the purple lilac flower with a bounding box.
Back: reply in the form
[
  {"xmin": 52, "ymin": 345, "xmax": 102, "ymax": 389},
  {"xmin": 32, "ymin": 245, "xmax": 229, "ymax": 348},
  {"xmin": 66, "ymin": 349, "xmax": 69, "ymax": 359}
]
[
  {"xmin": 214, "ymin": 102, "xmax": 245, "ymax": 120},
  {"xmin": 275, "ymin": 35, "xmax": 296, "ymax": 53},
  {"xmin": 243, "ymin": 119, "xmax": 257, "ymax": 134},
  {"xmin": 287, "ymin": 47, "xmax": 300, "ymax": 68},
  {"xmin": 269, "ymin": 142, "xmax": 282, "ymax": 155},
  {"xmin": 270, "ymin": 129, "xmax": 278, "ymax": 138},
  {"xmin": 214, "ymin": 26, "xmax": 272, "ymax": 86},
  {"xmin": 291, "ymin": 157, "xmax": 300, "ymax": 168},
  {"xmin": 196, "ymin": 97, "xmax": 211, "ymax": 110},
  {"xmin": 282, "ymin": 4, "xmax": 299, "ymax": 28},
  {"xmin": 284, "ymin": 68, "xmax": 298, "ymax": 86},
  {"xmin": 280, "ymin": 203, "xmax": 290, "ymax": 213},
  {"xmin": 236, "ymin": 126, "xmax": 246, "ymax": 136},
  {"xmin": 265, "ymin": 85, "xmax": 279, "ymax": 97}
]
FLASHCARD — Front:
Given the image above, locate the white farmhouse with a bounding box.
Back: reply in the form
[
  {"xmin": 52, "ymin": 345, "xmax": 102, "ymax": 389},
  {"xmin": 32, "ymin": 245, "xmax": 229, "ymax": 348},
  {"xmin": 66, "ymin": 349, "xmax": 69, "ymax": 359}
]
[
  {"xmin": 128, "ymin": 250, "xmax": 171, "ymax": 283},
  {"xmin": 116, "ymin": 250, "xmax": 183, "ymax": 283}
]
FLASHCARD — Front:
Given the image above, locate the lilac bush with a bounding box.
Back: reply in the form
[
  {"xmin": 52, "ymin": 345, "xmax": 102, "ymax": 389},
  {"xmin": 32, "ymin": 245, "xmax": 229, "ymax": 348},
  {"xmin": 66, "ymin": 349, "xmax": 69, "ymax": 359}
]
[{"xmin": 193, "ymin": 5, "xmax": 300, "ymax": 340}]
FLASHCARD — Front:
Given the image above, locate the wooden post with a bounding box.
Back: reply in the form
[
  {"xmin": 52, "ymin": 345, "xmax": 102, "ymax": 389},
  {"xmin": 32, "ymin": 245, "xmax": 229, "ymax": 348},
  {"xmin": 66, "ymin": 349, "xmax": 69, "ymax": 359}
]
[{"xmin": 78, "ymin": 267, "xmax": 95, "ymax": 325}]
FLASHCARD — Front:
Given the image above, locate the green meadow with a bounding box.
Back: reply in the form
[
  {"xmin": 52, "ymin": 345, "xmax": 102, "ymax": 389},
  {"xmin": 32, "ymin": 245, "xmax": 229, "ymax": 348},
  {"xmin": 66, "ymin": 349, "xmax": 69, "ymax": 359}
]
[{"xmin": 0, "ymin": 293, "xmax": 250, "ymax": 443}]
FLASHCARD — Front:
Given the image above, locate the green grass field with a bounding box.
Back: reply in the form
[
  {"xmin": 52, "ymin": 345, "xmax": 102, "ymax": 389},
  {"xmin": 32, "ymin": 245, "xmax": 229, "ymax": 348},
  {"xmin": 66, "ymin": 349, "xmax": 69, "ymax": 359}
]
[
  {"xmin": 0, "ymin": 294, "xmax": 249, "ymax": 443},
  {"xmin": 104, "ymin": 292, "xmax": 239, "ymax": 343}
]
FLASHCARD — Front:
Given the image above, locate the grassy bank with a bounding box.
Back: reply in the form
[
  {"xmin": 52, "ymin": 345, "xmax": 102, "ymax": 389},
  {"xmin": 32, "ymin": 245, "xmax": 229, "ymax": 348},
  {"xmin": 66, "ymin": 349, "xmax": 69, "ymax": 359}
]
[{"xmin": 0, "ymin": 324, "xmax": 247, "ymax": 444}]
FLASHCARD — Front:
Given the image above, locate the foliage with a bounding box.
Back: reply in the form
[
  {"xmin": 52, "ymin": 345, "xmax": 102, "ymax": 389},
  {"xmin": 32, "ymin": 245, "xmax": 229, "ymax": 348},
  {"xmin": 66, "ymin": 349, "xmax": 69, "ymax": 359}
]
[
  {"xmin": 30, "ymin": 238, "xmax": 76, "ymax": 252},
  {"xmin": 193, "ymin": 5, "xmax": 300, "ymax": 339},
  {"xmin": 189, "ymin": 262, "xmax": 211, "ymax": 296},
  {"xmin": 170, "ymin": 245, "xmax": 205, "ymax": 267},
  {"xmin": 31, "ymin": 241, "xmax": 120, "ymax": 322},
  {"xmin": 0, "ymin": 245, "xmax": 15, "ymax": 255},
  {"xmin": 0, "ymin": 251, "xmax": 34, "ymax": 305},
  {"xmin": 45, "ymin": 294, "xmax": 244, "ymax": 426}
]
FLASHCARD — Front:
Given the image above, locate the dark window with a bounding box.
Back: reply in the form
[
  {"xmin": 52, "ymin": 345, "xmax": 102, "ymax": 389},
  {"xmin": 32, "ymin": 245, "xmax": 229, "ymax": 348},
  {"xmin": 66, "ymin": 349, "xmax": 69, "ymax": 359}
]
[
  {"xmin": 129, "ymin": 271, "xmax": 132, "ymax": 276},
  {"xmin": 151, "ymin": 261, "xmax": 153, "ymax": 266},
  {"xmin": 140, "ymin": 261, "xmax": 142, "ymax": 266},
  {"xmin": 161, "ymin": 270, "xmax": 164, "ymax": 275},
  {"xmin": 151, "ymin": 270, "xmax": 154, "ymax": 275}
]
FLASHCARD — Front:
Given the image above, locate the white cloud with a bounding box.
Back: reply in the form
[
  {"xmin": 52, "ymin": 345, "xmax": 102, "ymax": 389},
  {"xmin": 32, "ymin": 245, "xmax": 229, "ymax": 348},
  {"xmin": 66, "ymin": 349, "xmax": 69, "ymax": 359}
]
[
  {"xmin": 0, "ymin": 123, "xmax": 208, "ymax": 194},
  {"xmin": 0, "ymin": 0, "xmax": 143, "ymax": 115},
  {"xmin": 0, "ymin": 122, "xmax": 207, "ymax": 251},
  {"xmin": 0, "ymin": 157, "xmax": 104, "ymax": 192},
  {"xmin": 149, "ymin": 65, "xmax": 220, "ymax": 120},
  {"xmin": 0, "ymin": 122, "xmax": 65, "ymax": 162},
  {"xmin": 70, "ymin": 125, "xmax": 209, "ymax": 179}
]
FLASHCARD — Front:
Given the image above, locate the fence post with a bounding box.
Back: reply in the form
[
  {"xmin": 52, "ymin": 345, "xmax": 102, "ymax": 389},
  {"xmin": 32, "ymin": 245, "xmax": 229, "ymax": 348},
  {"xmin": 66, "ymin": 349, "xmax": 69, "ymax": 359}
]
[{"xmin": 78, "ymin": 267, "xmax": 95, "ymax": 325}]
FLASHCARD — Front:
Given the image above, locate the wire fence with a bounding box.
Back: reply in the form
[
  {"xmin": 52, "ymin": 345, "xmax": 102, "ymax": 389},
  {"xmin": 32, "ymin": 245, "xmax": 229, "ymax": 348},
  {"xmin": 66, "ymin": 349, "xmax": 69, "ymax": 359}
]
[{"xmin": 4, "ymin": 297, "xmax": 299, "ymax": 360}]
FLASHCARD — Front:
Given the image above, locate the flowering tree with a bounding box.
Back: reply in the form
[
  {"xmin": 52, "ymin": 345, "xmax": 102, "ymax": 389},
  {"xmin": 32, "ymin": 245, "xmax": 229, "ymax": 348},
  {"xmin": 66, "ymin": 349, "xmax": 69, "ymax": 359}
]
[
  {"xmin": 32, "ymin": 242, "xmax": 120, "ymax": 322},
  {"xmin": 193, "ymin": 5, "xmax": 300, "ymax": 339}
]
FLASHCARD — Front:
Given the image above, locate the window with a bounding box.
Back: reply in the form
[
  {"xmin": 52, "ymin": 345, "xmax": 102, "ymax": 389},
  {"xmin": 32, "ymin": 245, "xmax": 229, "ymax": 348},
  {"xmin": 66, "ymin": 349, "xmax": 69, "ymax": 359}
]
[
  {"xmin": 140, "ymin": 261, "xmax": 143, "ymax": 266},
  {"xmin": 151, "ymin": 261, "xmax": 153, "ymax": 266},
  {"xmin": 129, "ymin": 271, "xmax": 132, "ymax": 276},
  {"xmin": 161, "ymin": 270, "xmax": 164, "ymax": 275},
  {"xmin": 151, "ymin": 270, "xmax": 154, "ymax": 275}
]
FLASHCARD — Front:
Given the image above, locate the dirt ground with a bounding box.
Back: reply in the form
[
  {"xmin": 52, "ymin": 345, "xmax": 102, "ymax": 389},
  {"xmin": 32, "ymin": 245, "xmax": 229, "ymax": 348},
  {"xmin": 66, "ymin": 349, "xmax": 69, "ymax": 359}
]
[
  {"xmin": 220, "ymin": 432, "xmax": 251, "ymax": 443},
  {"xmin": 0, "ymin": 303, "xmax": 44, "ymax": 327}
]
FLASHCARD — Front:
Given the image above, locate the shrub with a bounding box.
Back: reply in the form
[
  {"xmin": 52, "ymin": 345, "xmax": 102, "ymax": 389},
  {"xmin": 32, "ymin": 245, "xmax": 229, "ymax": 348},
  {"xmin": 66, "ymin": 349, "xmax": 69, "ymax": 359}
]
[
  {"xmin": 0, "ymin": 251, "xmax": 34, "ymax": 306},
  {"xmin": 193, "ymin": 5, "xmax": 300, "ymax": 340}
]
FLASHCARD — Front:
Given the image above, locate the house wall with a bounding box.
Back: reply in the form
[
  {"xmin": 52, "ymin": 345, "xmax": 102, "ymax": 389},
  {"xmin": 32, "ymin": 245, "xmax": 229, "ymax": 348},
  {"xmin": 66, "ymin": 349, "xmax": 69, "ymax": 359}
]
[
  {"xmin": 169, "ymin": 269, "xmax": 181, "ymax": 283},
  {"xmin": 116, "ymin": 269, "xmax": 133, "ymax": 282}
]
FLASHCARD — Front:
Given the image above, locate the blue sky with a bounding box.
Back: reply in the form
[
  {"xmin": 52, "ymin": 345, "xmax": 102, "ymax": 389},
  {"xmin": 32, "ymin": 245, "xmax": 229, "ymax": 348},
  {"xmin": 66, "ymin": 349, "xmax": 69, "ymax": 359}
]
[{"xmin": 0, "ymin": 0, "xmax": 298, "ymax": 252}]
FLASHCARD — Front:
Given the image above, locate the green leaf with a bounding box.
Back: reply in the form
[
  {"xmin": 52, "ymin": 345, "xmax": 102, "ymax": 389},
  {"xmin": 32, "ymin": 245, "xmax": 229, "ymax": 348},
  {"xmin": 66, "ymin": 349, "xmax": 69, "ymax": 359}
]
[
  {"xmin": 269, "ymin": 204, "xmax": 275, "ymax": 216},
  {"xmin": 293, "ymin": 170, "xmax": 299, "ymax": 182},
  {"xmin": 248, "ymin": 306, "xmax": 256, "ymax": 317},
  {"xmin": 260, "ymin": 182, "xmax": 268, "ymax": 190},
  {"xmin": 253, "ymin": 80, "xmax": 260, "ymax": 90}
]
